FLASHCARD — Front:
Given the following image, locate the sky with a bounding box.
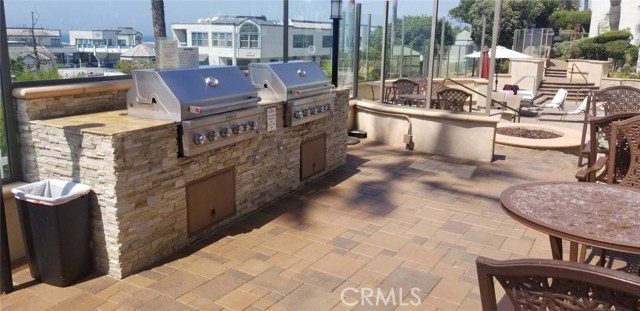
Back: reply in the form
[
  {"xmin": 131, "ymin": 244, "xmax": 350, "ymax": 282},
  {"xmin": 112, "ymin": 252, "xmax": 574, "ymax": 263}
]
[{"xmin": 4, "ymin": 0, "xmax": 462, "ymax": 39}]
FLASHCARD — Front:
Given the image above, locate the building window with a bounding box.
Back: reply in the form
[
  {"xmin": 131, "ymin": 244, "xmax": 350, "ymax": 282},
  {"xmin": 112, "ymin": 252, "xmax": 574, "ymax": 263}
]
[
  {"xmin": 322, "ymin": 35, "xmax": 332, "ymax": 48},
  {"xmin": 212, "ymin": 32, "xmax": 232, "ymax": 47},
  {"xmin": 51, "ymin": 38, "xmax": 60, "ymax": 46},
  {"xmin": 239, "ymin": 23, "xmax": 259, "ymax": 48},
  {"xmin": 293, "ymin": 35, "xmax": 314, "ymax": 48},
  {"xmin": 191, "ymin": 32, "xmax": 209, "ymax": 47}
]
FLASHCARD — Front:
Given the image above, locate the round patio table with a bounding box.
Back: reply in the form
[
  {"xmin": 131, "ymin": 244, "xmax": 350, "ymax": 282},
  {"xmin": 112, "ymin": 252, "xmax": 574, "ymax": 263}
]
[{"xmin": 500, "ymin": 182, "xmax": 640, "ymax": 262}]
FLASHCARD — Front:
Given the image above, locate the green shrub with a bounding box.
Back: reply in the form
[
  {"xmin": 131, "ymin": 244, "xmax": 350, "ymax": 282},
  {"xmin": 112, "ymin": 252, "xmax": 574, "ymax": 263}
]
[
  {"xmin": 626, "ymin": 46, "xmax": 639, "ymax": 67},
  {"xmin": 14, "ymin": 66, "xmax": 61, "ymax": 82},
  {"xmin": 604, "ymin": 40, "xmax": 631, "ymax": 60},
  {"xmin": 549, "ymin": 10, "xmax": 591, "ymax": 33},
  {"xmin": 553, "ymin": 40, "xmax": 582, "ymax": 60},
  {"xmin": 115, "ymin": 59, "xmax": 154, "ymax": 74},
  {"xmin": 577, "ymin": 38, "xmax": 606, "ymax": 60},
  {"xmin": 592, "ymin": 30, "xmax": 632, "ymax": 44}
]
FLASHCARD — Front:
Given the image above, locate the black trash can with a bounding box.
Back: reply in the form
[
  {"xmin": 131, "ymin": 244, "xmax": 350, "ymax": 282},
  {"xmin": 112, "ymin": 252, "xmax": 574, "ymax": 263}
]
[{"xmin": 12, "ymin": 180, "xmax": 92, "ymax": 287}]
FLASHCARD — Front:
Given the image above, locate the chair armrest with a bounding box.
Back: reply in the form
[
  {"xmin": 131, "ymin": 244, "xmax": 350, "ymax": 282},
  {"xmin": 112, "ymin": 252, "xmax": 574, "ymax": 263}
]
[{"xmin": 575, "ymin": 156, "xmax": 607, "ymax": 182}]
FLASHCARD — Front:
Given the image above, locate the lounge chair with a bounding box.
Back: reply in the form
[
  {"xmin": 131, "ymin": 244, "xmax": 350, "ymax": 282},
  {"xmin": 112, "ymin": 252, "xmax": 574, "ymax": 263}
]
[
  {"xmin": 476, "ymin": 256, "xmax": 640, "ymax": 311},
  {"xmin": 537, "ymin": 95, "xmax": 588, "ymax": 121},
  {"xmin": 533, "ymin": 88, "xmax": 568, "ymax": 115}
]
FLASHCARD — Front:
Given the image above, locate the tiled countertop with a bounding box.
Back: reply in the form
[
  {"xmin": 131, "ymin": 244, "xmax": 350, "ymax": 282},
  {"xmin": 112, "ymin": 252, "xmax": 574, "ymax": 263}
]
[{"xmin": 32, "ymin": 109, "xmax": 174, "ymax": 136}]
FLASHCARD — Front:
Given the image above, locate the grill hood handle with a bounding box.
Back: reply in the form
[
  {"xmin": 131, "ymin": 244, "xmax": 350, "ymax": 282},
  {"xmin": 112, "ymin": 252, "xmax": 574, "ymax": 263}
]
[
  {"xmin": 188, "ymin": 97, "xmax": 262, "ymax": 114},
  {"xmin": 290, "ymin": 85, "xmax": 333, "ymax": 96}
]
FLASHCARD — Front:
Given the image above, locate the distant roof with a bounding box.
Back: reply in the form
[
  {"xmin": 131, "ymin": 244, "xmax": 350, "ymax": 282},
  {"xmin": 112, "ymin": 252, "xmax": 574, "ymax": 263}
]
[
  {"xmin": 193, "ymin": 16, "xmax": 278, "ymax": 26},
  {"xmin": 117, "ymin": 27, "xmax": 142, "ymax": 35},
  {"xmin": 120, "ymin": 43, "xmax": 155, "ymax": 58},
  {"xmin": 7, "ymin": 28, "xmax": 60, "ymax": 37},
  {"xmin": 185, "ymin": 16, "xmax": 329, "ymax": 29},
  {"xmin": 8, "ymin": 45, "xmax": 56, "ymax": 61},
  {"xmin": 391, "ymin": 45, "xmax": 420, "ymax": 55}
]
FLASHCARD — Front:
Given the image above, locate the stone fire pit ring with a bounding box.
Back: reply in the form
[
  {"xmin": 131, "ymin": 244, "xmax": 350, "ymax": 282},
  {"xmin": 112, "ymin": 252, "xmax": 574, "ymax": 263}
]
[{"xmin": 495, "ymin": 123, "xmax": 581, "ymax": 149}]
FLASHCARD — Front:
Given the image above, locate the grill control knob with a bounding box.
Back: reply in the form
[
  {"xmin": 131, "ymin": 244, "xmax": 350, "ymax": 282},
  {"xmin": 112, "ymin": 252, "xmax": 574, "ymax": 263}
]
[
  {"xmin": 294, "ymin": 111, "xmax": 303, "ymax": 119},
  {"xmin": 232, "ymin": 125, "xmax": 244, "ymax": 135},
  {"xmin": 247, "ymin": 121, "xmax": 258, "ymax": 130},
  {"xmin": 220, "ymin": 128, "xmax": 232, "ymax": 138},
  {"xmin": 309, "ymin": 106, "xmax": 317, "ymax": 115},
  {"xmin": 207, "ymin": 131, "xmax": 219, "ymax": 141},
  {"xmin": 325, "ymin": 104, "xmax": 331, "ymax": 111},
  {"xmin": 302, "ymin": 108, "xmax": 310, "ymax": 117},
  {"xmin": 316, "ymin": 105, "xmax": 324, "ymax": 113},
  {"xmin": 193, "ymin": 134, "xmax": 206, "ymax": 145}
]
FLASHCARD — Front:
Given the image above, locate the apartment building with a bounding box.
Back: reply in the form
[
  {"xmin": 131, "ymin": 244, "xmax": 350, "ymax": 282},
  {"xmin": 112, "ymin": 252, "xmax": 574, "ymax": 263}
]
[{"xmin": 172, "ymin": 16, "xmax": 332, "ymax": 67}]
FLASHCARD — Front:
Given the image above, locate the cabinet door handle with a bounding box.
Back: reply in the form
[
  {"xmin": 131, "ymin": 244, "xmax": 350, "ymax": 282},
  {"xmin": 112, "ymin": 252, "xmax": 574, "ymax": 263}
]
[{"xmin": 211, "ymin": 209, "xmax": 216, "ymax": 218}]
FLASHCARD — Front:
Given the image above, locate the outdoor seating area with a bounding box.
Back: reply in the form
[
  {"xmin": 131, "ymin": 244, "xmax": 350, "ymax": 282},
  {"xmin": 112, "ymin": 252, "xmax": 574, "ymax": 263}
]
[{"xmin": 2, "ymin": 141, "xmax": 583, "ymax": 310}]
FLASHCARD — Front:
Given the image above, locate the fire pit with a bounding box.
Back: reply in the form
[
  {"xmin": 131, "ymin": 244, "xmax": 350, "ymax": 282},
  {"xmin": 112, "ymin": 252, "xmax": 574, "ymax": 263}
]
[
  {"xmin": 496, "ymin": 127, "xmax": 561, "ymax": 139},
  {"xmin": 495, "ymin": 123, "xmax": 581, "ymax": 149}
]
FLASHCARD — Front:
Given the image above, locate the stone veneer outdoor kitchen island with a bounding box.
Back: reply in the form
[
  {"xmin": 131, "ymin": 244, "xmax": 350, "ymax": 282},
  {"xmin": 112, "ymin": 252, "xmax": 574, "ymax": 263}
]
[{"xmin": 13, "ymin": 82, "xmax": 349, "ymax": 279}]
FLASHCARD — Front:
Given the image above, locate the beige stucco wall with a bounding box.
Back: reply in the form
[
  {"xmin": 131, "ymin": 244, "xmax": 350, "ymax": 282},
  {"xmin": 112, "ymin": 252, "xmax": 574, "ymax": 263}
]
[
  {"xmin": 567, "ymin": 59, "xmax": 610, "ymax": 87},
  {"xmin": 352, "ymin": 100, "xmax": 500, "ymax": 162}
]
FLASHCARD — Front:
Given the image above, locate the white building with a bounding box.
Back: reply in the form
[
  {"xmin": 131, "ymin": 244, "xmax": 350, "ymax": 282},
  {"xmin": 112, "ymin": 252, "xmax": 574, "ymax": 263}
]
[
  {"xmin": 69, "ymin": 29, "xmax": 120, "ymax": 47},
  {"xmin": 7, "ymin": 28, "xmax": 61, "ymax": 47},
  {"xmin": 115, "ymin": 27, "xmax": 143, "ymax": 46},
  {"xmin": 589, "ymin": 0, "xmax": 640, "ymax": 45},
  {"xmin": 171, "ymin": 16, "xmax": 333, "ymax": 67}
]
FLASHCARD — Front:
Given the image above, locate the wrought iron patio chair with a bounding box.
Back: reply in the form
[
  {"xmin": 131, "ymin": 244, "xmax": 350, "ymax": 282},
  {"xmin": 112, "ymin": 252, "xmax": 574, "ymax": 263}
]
[
  {"xmin": 436, "ymin": 89, "xmax": 471, "ymax": 112},
  {"xmin": 578, "ymin": 86, "xmax": 640, "ymax": 167},
  {"xmin": 575, "ymin": 112, "xmax": 640, "ymax": 183},
  {"xmin": 476, "ymin": 256, "xmax": 640, "ymax": 311},
  {"xmin": 408, "ymin": 74, "xmax": 428, "ymax": 94},
  {"xmin": 391, "ymin": 78, "xmax": 419, "ymax": 106}
]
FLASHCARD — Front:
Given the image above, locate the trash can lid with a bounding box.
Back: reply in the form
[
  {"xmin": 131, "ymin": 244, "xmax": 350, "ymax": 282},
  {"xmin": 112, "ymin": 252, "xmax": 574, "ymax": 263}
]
[{"xmin": 11, "ymin": 179, "xmax": 91, "ymax": 206}]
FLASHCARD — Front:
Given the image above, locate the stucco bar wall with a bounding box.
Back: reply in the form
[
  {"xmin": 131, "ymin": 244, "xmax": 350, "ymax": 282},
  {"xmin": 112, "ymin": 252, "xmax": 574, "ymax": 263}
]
[
  {"xmin": 14, "ymin": 82, "xmax": 348, "ymax": 278},
  {"xmin": 352, "ymin": 100, "xmax": 500, "ymax": 163}
]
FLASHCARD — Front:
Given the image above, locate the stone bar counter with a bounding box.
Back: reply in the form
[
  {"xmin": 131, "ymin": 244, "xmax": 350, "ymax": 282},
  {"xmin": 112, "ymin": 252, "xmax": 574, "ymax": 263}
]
[{"xmin": 13, "ymin": 81, "xmax": 348, "ymax": 278}]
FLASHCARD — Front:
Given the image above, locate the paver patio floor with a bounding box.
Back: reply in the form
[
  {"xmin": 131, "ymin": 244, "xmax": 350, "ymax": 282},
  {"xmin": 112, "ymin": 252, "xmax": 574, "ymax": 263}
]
[{"xmin": 1, "ymin": 141, "xmax": 580, "ymax": 310}]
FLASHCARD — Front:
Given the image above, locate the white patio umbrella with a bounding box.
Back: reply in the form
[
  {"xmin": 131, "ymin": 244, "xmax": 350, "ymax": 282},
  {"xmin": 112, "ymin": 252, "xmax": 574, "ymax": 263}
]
[{"xmin": 465, "ymin": 46, "xmax": 533, "ymax": 59}]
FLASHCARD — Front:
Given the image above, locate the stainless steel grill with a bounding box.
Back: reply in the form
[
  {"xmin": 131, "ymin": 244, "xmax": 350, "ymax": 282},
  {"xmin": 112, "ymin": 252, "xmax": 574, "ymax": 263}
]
[
  {"xmin": 248, "ymin": 61, "xmax": 334, "ymax": 127},
  {"xmin": 127, "ymin": 67, "xmax": 262, "ymax": 156}
]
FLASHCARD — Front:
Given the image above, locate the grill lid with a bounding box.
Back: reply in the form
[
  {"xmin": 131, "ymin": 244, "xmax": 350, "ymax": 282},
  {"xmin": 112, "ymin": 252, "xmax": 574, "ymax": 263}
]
[
  {"xmin": 248, "ymin": 61, "xmax": 332, "ymax": 101},
  {"xmin": 128, "ymin": 66, "xmax": 259, "ymax": 122}
]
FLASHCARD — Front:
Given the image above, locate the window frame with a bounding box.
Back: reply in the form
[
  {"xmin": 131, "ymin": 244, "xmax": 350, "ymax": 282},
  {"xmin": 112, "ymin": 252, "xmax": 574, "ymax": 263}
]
[
  {"xmin": 238, "ymin": 22, "xmax": 260, "ymax": 49},
  {"xmin": 293, "ymin": 34, "xmax": 314, "ymax": 48},
  {"xmin": 191, "ymin": 31, "xmax": 209, "ymax": 47}
]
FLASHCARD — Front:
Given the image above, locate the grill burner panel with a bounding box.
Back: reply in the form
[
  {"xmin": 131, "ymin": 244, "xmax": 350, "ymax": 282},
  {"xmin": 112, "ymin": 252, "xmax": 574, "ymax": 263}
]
[
  {"xmin": 248, "ymin": 61, "xmax": 335, "ymax": 127},
  {"xmin": 286, "ymin": 93, "xmax": 334, "ymax": 127},
  {"xmin": 127, "ymin": 66, "xmax": 262, "ymax": 156},
  {"xmin": 181, "ymin": 107, "xmax": 262, "ymax": 157}
]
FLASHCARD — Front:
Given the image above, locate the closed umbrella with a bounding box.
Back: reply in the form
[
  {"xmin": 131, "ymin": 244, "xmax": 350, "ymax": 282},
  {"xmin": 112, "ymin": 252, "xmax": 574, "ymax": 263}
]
[{"xmin": 480, "ymin": 46, "xmax": 489, "ymax": 79}]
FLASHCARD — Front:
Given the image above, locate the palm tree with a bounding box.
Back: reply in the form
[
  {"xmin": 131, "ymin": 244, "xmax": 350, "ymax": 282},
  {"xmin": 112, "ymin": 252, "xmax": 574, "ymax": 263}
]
[
  {"xmin": 609, "ymin": 0, "xmax": 621, "ymax": 31},
  {"xmin": 151, "ymin": 0, "xmax": 166, "ymax": 63}
]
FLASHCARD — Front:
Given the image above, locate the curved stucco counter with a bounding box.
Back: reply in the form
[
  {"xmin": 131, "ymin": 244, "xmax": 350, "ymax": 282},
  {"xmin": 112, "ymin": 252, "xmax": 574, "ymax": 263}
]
[{"xmin": 351, "ymin": 100, "xmax": 501, "ymax": 162}]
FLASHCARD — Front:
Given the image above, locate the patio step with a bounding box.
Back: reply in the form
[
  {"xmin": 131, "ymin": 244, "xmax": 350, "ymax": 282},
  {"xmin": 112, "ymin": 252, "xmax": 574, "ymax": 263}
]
[
  {"xmin": 545, "ymin": 68, "xmax": 567, "ymax": 78},
  {"xmin": 537, "ymin": 80, "xmax": 599, "ymax": 103}
]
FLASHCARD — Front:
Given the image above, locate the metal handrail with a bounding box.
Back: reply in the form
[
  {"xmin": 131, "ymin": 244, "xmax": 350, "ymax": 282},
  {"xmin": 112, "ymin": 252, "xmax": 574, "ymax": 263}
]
[
  {"xmin": 569, "ymin": 64, "xmax": 588, "ymax": 85},
  {"xmin": 441, "ymin": 78, "xmax": 520, "ymax": 118},
  {"xmin": 512, "ymin": 75, "xmax": 538, "ymax": 93}
]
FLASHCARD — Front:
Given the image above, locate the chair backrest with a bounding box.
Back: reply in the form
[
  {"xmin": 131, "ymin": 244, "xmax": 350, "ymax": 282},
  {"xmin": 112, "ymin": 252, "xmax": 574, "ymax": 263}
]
[
  {"xmin": 592, "ymin": 86, "xmax": 640, "ymax": 116},
  {"xmin": 408, "ymin": 74, "xmax": 428, "ymax": 93},
  {"xmin": 476, "ymin": 256, "xmax": 640, "ymax": 311},
  {"xmin": 392, "ymin": 78, "xmax": 419, "ymax": 96},
  {"xmin": 586, "ymin": 112, "xmax": 640, "ymax": 182},
  {"xmin": 608, "ymin": 115, "xmax": 640, "ymax": 187},
  {"xmin": 431, "ymin": 82, "xmax": 449, "ymax": 94},
  {"xmin": 549, "ymin": 88, "xmax": 568, "ymax": 107},
  {"xmin": 436, "ymin": 89, "xmax": 471, "ymax": 112}
]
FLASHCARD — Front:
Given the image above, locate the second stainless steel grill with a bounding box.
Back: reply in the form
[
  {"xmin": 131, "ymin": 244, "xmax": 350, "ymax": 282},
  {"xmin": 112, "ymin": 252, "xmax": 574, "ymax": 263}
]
[
  {"xmin": 248, "ymin": 61, "xmax": 334, "ymax": 127},
  {"xmin": 127, "ymin": 66, "xmax": 262, "ymax": 156}
]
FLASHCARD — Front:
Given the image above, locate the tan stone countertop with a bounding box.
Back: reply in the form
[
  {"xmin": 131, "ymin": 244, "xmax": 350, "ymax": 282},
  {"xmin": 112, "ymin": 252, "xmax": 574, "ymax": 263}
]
[{"xmin": 32, "ymin": 109, "xmax": 174, "ymax": 136}]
